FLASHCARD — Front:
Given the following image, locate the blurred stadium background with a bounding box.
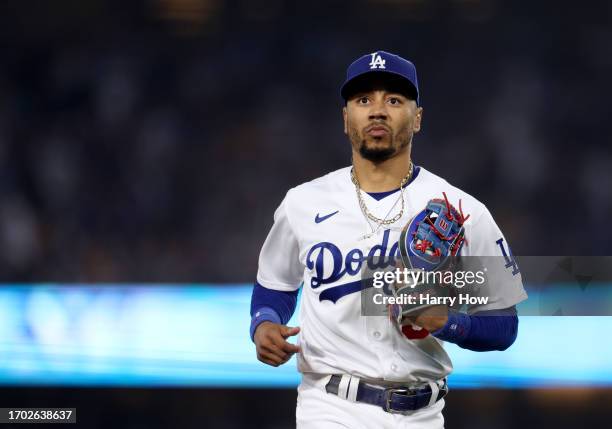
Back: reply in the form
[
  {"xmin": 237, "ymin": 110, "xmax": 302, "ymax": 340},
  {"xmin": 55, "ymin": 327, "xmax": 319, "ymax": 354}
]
[{"xmin": 0, "ymin": 0, "xmax": 611, "ymax": 428}]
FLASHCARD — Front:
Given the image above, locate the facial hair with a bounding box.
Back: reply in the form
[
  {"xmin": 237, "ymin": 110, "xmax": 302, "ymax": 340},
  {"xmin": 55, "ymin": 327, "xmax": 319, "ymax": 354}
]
[{"xmin": 349, "ymin": 123, "xmax": 413, "ymax": 164}]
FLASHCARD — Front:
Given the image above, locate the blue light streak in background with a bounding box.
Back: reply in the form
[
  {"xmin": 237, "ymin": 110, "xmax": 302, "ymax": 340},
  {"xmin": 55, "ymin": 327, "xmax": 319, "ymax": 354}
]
[{"xmin": 0, "ymin": 285, "xmax": 610, "ymax": 387}]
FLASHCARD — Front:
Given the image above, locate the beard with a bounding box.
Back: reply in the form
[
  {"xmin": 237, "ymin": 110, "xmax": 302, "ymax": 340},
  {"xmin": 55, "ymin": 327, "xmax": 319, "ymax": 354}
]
[
  {"xmin": 359, "ymin": 142, "xmax": 396, "ymax": 163},
  {"xmin": 350, "ymin": 125, "xmax": 412, "ymax": 163}
]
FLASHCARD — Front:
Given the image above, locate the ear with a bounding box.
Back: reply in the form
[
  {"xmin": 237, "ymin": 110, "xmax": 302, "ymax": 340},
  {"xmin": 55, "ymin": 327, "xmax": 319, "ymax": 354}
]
[
  {"xmin": 342, "ymin": 106, "xmax": 348, "ymax": 135},
  {"xmin": 413, "ymin": 106, "xmax": 423, "ymax": 133}
]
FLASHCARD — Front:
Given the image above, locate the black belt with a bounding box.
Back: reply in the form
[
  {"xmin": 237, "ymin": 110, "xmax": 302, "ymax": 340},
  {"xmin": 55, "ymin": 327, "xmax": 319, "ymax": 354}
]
[{"xmin": 325, "ymin": 374, "xmax": 447, "ymax": 414}]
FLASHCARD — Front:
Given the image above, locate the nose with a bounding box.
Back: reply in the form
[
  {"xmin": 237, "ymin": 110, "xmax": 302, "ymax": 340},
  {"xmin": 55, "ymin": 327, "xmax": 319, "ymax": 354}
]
[{"xmin": 368, "ymin": 98, "xmax": 388, "ymax": 121}]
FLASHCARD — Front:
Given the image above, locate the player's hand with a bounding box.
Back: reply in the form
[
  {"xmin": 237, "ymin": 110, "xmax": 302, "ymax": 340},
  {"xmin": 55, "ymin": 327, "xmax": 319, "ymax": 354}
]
[
  {"xmin": 405, "ymin": 305, "xmax": 448, "ymax": 332},
  {"xmin": 254, "ymin": 322, "xmax": 301, "ymax": 367}
]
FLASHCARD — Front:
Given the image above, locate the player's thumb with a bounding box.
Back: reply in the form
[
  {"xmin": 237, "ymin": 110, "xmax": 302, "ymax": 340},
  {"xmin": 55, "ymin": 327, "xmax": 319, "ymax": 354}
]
[{"xmin": 281, "ymin": 326, "xmax": 300, "ymax": 338}]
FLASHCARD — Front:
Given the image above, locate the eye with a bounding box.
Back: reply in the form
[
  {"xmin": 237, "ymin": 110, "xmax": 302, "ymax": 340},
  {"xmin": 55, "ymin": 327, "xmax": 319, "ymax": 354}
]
[
  {"xmin": 387, "ymin": 97, "xmax": 402, "ymax": 105},
  {"xmin": 357, "ymin": 96, "xmax": 369, "ymax": 104}
]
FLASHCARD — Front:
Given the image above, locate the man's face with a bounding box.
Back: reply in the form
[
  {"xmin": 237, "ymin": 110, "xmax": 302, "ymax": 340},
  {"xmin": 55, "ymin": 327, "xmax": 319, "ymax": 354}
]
[{"xmin": 343, "ymin": 82, "xmax": 422, "ymax": 163}]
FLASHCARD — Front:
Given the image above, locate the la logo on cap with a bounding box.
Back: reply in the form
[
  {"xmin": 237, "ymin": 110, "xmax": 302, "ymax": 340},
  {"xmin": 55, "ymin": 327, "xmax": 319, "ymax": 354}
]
[{"xmin": 369, "ymin": 52, "xmax": 386, "ymax": 69}]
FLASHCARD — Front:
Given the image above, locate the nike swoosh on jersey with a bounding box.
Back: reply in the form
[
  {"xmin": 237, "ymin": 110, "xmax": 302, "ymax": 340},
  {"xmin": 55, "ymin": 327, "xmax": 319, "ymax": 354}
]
[{"xmin": 315, "ymin": 210, "xmax": 339, "ymax": 224}]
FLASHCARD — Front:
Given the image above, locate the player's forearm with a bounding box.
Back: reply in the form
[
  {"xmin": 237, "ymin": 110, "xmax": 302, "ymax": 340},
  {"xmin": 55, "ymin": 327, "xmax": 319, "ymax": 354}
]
[
  {"xmin": 432, "ymin": 307, "xmax": 518, "ymax": 351},
  {"xmin": 249, "ymin": 282, "xmax": 299, "ymax": 341}
]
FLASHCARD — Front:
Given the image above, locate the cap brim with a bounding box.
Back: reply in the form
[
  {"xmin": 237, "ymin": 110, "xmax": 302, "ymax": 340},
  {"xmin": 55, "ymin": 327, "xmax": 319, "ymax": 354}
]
[{"xmin": 341, "ymin": 71, "xmax": 418, "ymax": 103}]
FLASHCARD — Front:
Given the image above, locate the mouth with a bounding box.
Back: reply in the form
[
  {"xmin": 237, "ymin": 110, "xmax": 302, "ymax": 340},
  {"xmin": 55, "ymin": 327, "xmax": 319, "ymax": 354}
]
[{"xmin": 365, "ymin": 124, "xmax": 390, "ymax": 138}]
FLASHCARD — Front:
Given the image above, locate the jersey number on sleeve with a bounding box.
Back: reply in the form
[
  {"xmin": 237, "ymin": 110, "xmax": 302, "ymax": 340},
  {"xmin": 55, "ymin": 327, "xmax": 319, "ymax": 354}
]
[{"xmin": 496, "ymin": 238, "xmax": 520, "ymax": 275}]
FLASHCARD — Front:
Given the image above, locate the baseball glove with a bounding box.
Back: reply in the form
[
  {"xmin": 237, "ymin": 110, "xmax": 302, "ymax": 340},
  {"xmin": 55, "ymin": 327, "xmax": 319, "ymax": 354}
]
[{"xmin": 389, "ymin": 192, "xmax": 470, "ymax": 326}]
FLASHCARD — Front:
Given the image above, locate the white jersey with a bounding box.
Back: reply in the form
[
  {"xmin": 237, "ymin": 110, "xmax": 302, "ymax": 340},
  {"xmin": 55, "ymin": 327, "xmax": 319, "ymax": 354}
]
[{"xmin": 256, "ymin": 165, "xmax": 527, "ymax": 383}]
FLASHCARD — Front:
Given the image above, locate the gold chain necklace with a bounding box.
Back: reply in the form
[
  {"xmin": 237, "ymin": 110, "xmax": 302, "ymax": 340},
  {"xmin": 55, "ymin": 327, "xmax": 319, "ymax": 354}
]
[{"xmin": 350, "ymin": 162, "xmax": 413, "ymax": 226}]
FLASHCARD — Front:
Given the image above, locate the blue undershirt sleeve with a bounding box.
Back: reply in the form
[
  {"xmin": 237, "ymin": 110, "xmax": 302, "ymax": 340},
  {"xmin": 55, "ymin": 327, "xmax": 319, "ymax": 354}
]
[
  {"xmin": 432, "ymin": 306, "xmax": 518, "ymax": 351},
  {"xmin": 249, "ymin": 282, "xmax": 299, "ymax": 341}
]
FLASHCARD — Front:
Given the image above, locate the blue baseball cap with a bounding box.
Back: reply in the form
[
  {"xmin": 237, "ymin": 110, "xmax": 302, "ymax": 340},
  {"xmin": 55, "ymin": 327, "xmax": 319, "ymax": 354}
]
[{"xmin": 340, "ymin": 51, "xmax": 420, "ymax": 105}]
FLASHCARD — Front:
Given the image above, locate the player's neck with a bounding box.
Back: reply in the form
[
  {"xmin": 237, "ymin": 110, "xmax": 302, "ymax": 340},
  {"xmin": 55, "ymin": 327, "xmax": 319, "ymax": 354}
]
[{"xmin": 351, "ymin": 150, "xmax": 413, "ymax": 193}]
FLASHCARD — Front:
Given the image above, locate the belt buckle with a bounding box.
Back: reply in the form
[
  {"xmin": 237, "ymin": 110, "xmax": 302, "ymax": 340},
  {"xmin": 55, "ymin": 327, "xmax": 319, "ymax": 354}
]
[{"xmin": 383, "ymin": 388, "xmax": 411, "ymax": 414}]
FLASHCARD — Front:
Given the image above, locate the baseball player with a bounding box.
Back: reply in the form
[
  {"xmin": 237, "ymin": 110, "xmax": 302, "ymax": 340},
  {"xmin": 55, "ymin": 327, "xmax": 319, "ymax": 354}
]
[{"xmin": 250, "ymin": 51, "xmax": 527, "ymax": 428}]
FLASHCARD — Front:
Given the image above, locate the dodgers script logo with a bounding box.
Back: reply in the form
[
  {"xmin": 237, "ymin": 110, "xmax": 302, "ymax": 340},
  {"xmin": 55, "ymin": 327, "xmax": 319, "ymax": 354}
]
[
  {"xmin": 369, "ymin": 52, "xmax": 386, "ymax": 69},
  {"xmin": 306, "ymin": 229, "xmax": 399, "ymax": 303}
]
